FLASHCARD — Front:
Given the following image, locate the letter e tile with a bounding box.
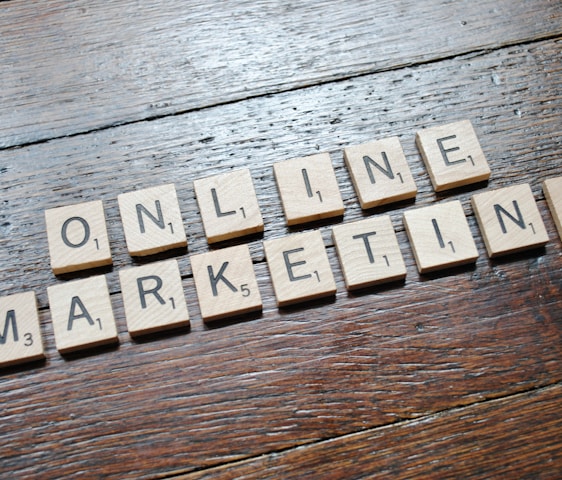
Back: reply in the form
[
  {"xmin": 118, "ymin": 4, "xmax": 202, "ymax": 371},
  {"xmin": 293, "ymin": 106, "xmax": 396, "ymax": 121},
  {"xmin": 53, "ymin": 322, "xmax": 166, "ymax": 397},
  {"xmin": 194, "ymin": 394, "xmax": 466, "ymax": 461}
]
[
  {"xmin": 543, "ymin": 177, "xmax": 562, "ymax": 240},
  {"xmin": 47, "ymin": 275, "xmax": 118, "ymax": 354},
  {"xmin": 332, "ymin": 216, "xmax": 406, "ymax": 290},
  {"xmin": 0, "ymin": 292, "xmax": 45, "ymax": 368},
  {"xmin": 416, "ymin": 120, "xmax": 491, "ymax": 192},
  {"xmin": 118, "ymin": 184, "xmax": 187, "ymax": 256},
  {"xmin": 273, "ymin": 153, "xmax": 344, "ymax": 226},
  {"xmin": 403, "ymin": 200, "xmax": 478, "ymax": 273},
  {"xmin": 191, "ymin": 244, "xmax": 262, "ymax": 322},
  {"xmin": 344, "ymin": 137, "xmax": 417, "ymax": 208},
  {"xmin": 194, "ymin": 168, "xmax": 264, "ymax": 243},
  {"xmin": 119, "ymin": 259, "xmax": 189, "ymax": 336},
  {"xmin": 45, "ymin": 200, "xmax": 112, "ymax": 274},
  {"xmin": 263, "ymin": 230, "xmax": 336, "ymax": 307},
  {"xmin": 472, "ymin": 183, "xmax": 548, "ymax": 257}
]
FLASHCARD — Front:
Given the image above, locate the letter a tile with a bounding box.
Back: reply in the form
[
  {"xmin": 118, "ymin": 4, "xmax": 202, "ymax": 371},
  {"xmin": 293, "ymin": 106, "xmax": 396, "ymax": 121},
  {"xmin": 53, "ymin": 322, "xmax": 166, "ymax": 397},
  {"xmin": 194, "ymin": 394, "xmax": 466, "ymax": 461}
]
[
  {"xmin": 416, "ymin": 120, "xmax": 491, "ymax": 192},
  {"xmin": 45, "ymin": 200, "xmax": 112, "ymax": 274},
  {"xmin": 344, "ymin": 137, "xmax": 417, "ymax": 208},
  {"xmin": 332, "ymin": 216, "xmax": 406, "ymax": 290},
  {"xmin": 0, "ymin": 292, "xmax": 45, "ymax": 368},
  {"xmin": 119, "ymin": 259, "xmax": 189, "ymax": 336},
  {"xmin": 191, "ymin": 244, "xmax": 262, "ymax": 322},
  {"xmin": 472, "ymin": 183, "xmax": 548, "ymax": 257},
  {"xmin": 273, "ymin": 153, "xmax": 344, "ymax": 226},
  {"xmin": 543, "ymin": 177, "xmax": 562, "ymax": 240},
  {"xmin": 47, "ymin": 275, "xmax": 118, "ymax": 354},
  {"xmin": 403, "ymin": 200, "xmax": 478, "ymax": 273},
  {"xmin": 118, "ymin": 184, "xmax": 187, "ymax": 256},
  {"xmin": 194, "ymin": 168, "xmax": 264, "ymax": 243},
  {"xmin": 263, "ymin": 230, "xmax": 336, "ymax": 307}
]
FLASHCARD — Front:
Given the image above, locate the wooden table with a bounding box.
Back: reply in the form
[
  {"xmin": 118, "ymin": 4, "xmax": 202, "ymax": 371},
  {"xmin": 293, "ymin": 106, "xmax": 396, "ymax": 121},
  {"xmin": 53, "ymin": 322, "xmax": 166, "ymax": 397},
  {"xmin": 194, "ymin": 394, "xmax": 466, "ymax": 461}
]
[{"xmin": 1, "ymin": 1, "xmax": 561, "ymax": 478}]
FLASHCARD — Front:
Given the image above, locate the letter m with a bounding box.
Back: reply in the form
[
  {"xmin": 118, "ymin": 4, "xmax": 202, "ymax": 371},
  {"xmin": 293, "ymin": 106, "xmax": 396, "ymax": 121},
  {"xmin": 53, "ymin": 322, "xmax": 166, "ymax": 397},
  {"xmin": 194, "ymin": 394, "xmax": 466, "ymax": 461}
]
[{"xmin": 0, "ymin": 310, "xmax": 19, "ymax": 344}]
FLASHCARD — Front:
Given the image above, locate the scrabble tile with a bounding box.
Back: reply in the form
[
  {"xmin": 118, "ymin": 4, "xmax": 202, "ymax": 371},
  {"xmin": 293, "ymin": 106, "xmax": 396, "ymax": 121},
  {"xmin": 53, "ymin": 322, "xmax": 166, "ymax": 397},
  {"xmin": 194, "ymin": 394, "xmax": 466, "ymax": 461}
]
[
  {"xmin": 119, "ymin": 259, "xmax": 189, "ymax": 336},
  {"xmin": 543, "ymin": 177, "xmax": 562, "ymax": 240},
  {"xmin": 0, "ymin": 292, "xmax": 45, "ymax": 368},
  {"xmin": 194, "ymin": 168, "xmax": 264, "ymax": 243},
  {"xmin": 416, "ymin": 120, "xmax": 491, "ymax": 192},
  {"xmin": 472, "ymin": 183, "xmax": 549, "ymax": 257},
  {"xmin": 118, "ymin": 184, "xmax": 187, "ymax": 256},
  {"xmin": 344, "ymin": 137, "xmax": 417, "ymax": 208},
  {"xmin": 191, "ymin": 244, "xmax": 262, "ymax": 322},
  {"xmin": 332, "ymin": 216, "xmax": 406, "ymax": 290},
  {"xmin": 45, "ymin": 200, "xmax": 112, "ymax": 274},
  {"xmin": 263, "ymin": 230, "xmax": 336, "ymax": 307},
  {"xmin": 47, "ymin": 275, "xmax": 118, "ymax": 354},
  {"xmin": 403, "ymin": 200, "xmax": 478, "ymax": 273},
  {"xmin": 273, "ymin": 153, "xmax": 344, "ymax": 226}
]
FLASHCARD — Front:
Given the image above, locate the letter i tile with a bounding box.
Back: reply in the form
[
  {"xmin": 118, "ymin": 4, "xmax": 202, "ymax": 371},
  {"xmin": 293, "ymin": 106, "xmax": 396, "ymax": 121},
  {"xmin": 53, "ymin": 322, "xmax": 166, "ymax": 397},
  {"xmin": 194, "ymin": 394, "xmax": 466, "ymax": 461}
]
[
  {"xmin": 273, "ymin": 153, "xmax": 344, "ymax": 226},
  {"xmin": 416, "ymin": 120, "xmax": 491, "ymax": 192},
  {"xmin": 263, "ymin": 230, "xmax": 336, "ymax": 307},
  {"xmin": 472, "ymin": 183, "xmax": 548, "ymax": 257},
  {"xmin": 47, "ymin": 275, "xmax": 118, "ymax": 354},
  {"xmin": 194, "ymin": 168, "xmax": 264, "ymax": 243},
  {"xmin": 332, "ymin": 216, "xmax": 406, "ymax": 290},
  {"xmin": 403, "ymin": 200, "xmax": 478, "ymax": 273},
  {"xmin": 119, "ymin": 259, "xmax": 189, "ymax": 336},
  {"xmin": 191, "ymin": 244, "xmax": 262, "ymax": 322},
  {"xmin": 543, "ymin": 177, "xmax": 562, "ymax": 240},
  {"xmin": 118, "ymin": 184, "xmax": 187, "ymax": 256},
  {"xmin": 0, "ymin": 292, "xmax": 45, "ymax": 368},
  {"xmin": 45, "ymin": 200, "xmax": 112, "ymax": 274}
]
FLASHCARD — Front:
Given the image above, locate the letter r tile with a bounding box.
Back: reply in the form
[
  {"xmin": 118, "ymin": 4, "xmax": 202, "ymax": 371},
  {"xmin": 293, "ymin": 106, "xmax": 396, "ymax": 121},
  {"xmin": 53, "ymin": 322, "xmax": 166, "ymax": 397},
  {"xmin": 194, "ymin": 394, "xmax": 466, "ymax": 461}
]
[
  {"xmin": 403, "ymin": 200, "xmax": 478, "ymax": 273},
  {"xmin": 263, "ymin": 230, "xmax": 336, "ymax": 307},
  {"xmin": 472, "ymin": 183, "xmax": 548, "ymax": 257},
  {"xmin": 194, "ymin": 168, "xmax": 264, "ymax": 243},
  {"xmin": 45, "ymin": 200, "xmax": 112, "ymax": 274},
  {"xmin": 191, "ymin": 244, "xmax": 262, "ymax": 322},
  {"xmin": 416, "ymin": 120, "xmax": 491, "ymax": 192},
  {"xmin": 344, "ymin": 137, "xmax": 417, "ymax": 208},
  {"xmin": 118, "ymin": 184, "xmax": 187, "ymax": 256},
  {"xmin": 332, "ymin": 216, "xmax": 406, "ymax": 290},
  {"xmin": 47, "ymin": 275, "xmax": 118, "ymax": 354},
  {"xmin": 543, "ymin": 176, "xmax": 562, "ymax": 240},
  {"xmin": 119, "ymin": 259, "xmax": 189, "ymax": 336},
  {"xmin": 273, "ymin": 153, "xmax": 344, "ymax": 226},
  {"xmin": 0, "ymin": 292, "xmax": 45, "ymax": 368}
]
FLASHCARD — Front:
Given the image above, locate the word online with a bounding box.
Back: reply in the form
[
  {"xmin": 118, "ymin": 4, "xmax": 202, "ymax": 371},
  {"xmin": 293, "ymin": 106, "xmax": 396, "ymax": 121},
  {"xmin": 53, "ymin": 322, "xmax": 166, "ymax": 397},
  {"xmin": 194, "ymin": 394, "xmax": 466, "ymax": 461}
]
[{"xmin": 1, "ymin": 120, "xmax": 561, "ymax": 367}]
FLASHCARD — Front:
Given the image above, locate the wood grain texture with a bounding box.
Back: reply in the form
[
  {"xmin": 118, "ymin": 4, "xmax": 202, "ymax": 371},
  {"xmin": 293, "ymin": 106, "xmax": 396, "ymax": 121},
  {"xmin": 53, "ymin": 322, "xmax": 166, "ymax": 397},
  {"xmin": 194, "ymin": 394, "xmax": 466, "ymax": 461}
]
[
  {"xmin": 1, "ymin": 0, "xmax": 561, "ymax": 147},
  {"xmin": 182, "ymin": 384, "xmax": 562, "ymax": 480},
  {"xmin": 0, "ymin": 2, "xmax": 561, "ymax": 478}
]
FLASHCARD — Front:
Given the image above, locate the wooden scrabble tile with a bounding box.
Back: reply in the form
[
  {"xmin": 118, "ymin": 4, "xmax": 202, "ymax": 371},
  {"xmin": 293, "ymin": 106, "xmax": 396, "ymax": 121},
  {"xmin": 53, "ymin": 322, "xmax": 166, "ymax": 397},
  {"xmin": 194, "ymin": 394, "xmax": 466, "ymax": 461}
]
[
  {"xmin": 472, "ymin": 183, "xmax": 549, "ymax": 257},
  {"xmin": 118, "ymin": 184, "xmax": 187, "ymax": 256},
  {"xmin": 416, "ymin": 120, "xmax": 491, "ymax": 192},
  {"xmin": 543, "ymin": 177, "xmax": 562, "ymax": 240},
  {"xmin": 45, "ymin": 200, "xmax": 112, "ymax": 274},
  {"xmin": 0, "ymin": 292, "xmax": 45, "ymax": 368},
  {"xmin": 344, "ymin": 137, "xmax": 417, "ymax": 208},
  {"xmin": 332, "ymin": 216, "xmax": 406, "ymax": 290},
  {"xmin": 47, "ymin": 275, "xmax": 118, "ymax": 354},
  {"xmin": 191, "ymin": 244, "xmax": 262, "ymax": 322},
  {"xmin": 263, "ymin": 230, "xmax": 336, "ymax": 307},
  {"xmin": 273, "ymin": 153, "xmax": 344, "ymax": 226},
  {"xmin": 119, "ymin": 259, "xmax": 189, "ymax": 336},
  {"xmin": 403, "ymin": 200, "xmax": 478, "ymax": 273},
  {"xmin": 194, "ymin": 168, "xmax": 264, "ymax": 243}
]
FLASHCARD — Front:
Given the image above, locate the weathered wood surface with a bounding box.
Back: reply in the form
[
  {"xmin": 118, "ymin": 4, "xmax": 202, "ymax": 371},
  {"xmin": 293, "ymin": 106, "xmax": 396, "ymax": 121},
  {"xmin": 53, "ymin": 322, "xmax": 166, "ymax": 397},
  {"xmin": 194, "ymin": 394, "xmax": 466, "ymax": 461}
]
[
  {"xmin": 1, "ymin": 0, "xmax": 562, "ymax": 147},
  {"xmin": 1, "ymin": 1, "xmax": 562, "ymax": 479}
]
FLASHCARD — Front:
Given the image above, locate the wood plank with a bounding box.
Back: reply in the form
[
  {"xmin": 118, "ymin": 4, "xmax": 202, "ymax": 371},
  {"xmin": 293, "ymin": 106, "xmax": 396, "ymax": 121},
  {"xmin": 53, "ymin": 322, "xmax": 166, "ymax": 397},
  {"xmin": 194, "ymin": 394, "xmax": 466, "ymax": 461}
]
[
  {"xmin": 182, "ymin": 384, "xmax": 562, "ymax": 479},
  {"xmin": 1, "ymin": 0, "xmax": 561, "ymax": 147},
  {"xmin": 0, "ymin": 39, "xmax": 561, "ymax": 478}
]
